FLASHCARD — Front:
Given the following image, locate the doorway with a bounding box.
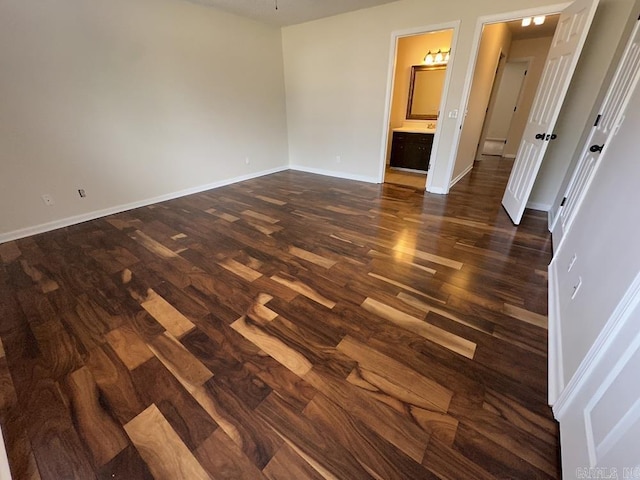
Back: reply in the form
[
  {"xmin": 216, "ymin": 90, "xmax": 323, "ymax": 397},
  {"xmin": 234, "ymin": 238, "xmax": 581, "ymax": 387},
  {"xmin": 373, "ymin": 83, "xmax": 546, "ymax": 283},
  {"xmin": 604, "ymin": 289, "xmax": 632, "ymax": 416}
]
[
  {"xmin": 381, "ymin": 24, "xmax": 457, "ymax": 190},
  {"xmin": 451, "ymin": 15, "xmax": 560, "ymax": 187}
]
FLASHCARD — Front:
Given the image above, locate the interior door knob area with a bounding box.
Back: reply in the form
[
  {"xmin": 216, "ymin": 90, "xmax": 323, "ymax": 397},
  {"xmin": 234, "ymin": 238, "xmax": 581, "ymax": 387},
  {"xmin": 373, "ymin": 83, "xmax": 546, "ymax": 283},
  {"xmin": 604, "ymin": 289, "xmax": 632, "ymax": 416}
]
[{"xmin": 590, "ymin": 144, "xmax": 604, "ymax": 153}]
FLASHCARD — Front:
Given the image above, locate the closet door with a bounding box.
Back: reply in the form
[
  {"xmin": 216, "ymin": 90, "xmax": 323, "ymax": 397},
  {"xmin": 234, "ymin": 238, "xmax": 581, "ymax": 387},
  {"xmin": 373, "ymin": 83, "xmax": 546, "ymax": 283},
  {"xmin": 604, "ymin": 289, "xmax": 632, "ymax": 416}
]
[{"xmin": 554, "ymin": 18, "xmax": 640, "ymax": 245}]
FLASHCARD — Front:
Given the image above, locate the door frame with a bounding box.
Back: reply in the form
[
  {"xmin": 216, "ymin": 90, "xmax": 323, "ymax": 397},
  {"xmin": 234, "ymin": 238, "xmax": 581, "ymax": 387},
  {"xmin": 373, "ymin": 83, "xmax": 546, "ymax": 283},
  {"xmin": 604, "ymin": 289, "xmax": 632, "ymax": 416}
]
[
  {"xmin": 378, "ymin": 21, "xmax": 461, "ymax": 189},
  {"xmin": 442, "ymin": 3, "xmax": 570, "ymax": 193}
]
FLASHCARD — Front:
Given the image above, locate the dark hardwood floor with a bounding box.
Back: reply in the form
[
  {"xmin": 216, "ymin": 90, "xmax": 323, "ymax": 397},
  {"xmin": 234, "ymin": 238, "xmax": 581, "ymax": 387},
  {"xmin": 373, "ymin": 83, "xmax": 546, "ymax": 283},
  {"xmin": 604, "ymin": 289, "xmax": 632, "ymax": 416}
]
[{"xmin": 0, "ymin": 157, "xmax": 558, "ymax": 479}]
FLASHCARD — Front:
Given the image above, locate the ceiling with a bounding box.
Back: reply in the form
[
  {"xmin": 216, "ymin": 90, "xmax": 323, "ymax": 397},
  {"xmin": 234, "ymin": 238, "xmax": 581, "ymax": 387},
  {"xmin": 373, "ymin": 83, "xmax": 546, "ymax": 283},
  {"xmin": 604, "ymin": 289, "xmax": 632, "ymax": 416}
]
[
  {"xmin": 185, "ymin": 0, "xmax": 401, "ymax": 26},
  {"xmin": 506, "ymin": 14, "xmax": 560, "ymax": 40}
]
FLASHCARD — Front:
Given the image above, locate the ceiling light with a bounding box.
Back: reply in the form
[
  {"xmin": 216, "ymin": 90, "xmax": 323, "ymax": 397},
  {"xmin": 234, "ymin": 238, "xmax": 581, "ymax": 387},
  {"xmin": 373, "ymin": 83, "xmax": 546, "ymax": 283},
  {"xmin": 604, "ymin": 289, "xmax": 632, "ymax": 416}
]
[
  {"xmin": 522, "ymin": 17, "xmax": 532, "ymax": 27},
  {"xmin": 533, "ymin": 15, "xmax": 546, "ymax": 25}
]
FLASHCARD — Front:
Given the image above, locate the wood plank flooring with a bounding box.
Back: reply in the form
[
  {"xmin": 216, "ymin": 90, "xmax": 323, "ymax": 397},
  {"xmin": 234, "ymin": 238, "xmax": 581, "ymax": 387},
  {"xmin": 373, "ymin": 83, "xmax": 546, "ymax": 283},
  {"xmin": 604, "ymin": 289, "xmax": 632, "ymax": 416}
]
[{"xmin": 0, "ymin": 158, "xmax": 558, "ymax": 479}]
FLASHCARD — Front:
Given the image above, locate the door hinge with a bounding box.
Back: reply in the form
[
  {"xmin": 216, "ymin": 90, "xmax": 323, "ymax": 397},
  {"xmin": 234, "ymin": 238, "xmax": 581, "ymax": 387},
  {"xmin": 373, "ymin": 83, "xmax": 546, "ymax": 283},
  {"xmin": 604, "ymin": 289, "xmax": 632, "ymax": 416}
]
[
  {"xmin": 561, "ymin": 197, "xmax": 567, "ymax": 207},
  {"xmin": 594, "ymin": 114, "xmax": 602, "ymax": 127}
]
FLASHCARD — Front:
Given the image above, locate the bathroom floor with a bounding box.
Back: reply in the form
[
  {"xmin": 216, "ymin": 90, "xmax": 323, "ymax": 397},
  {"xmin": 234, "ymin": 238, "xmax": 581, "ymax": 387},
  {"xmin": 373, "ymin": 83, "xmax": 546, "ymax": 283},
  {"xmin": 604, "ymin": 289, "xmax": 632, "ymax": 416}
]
[{"xmin": 384, "ymin": 167, "xmax": 427, "ymax": 190}]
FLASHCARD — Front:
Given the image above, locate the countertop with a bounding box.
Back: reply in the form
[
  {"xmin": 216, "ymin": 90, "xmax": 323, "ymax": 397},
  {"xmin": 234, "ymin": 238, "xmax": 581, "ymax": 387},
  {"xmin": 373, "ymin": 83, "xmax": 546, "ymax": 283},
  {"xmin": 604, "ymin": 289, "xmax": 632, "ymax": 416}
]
[{"xmin": 392, "ymin": 127, "xmax": 436, "ymax": 134}]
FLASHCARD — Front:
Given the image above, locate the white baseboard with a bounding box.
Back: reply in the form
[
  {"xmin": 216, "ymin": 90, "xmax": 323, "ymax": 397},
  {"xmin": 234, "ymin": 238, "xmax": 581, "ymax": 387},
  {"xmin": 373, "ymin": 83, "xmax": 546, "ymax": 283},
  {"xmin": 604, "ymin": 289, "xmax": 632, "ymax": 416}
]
[
  {"xmin": 0, "ymin": 425, "xmax": 11, "ymax": 480},
  {"xmin": 449, "ymin": 163, "xmax": 474, "ymax": 188},
  {"xmin": 548, "ymin": 259, "xmax": 565, "ymax": 407},
  {"xmin": 0, "ymin": 165, "xmax": 289, "ymax": 244},
  {"xmin": 289, "ymin": 165, "xmax": 379, "ymax": 184},
  {"xmin": 427, "ymin": 185, "xmax": 448, "ymax": 194},
  {"xmin": 526, "ymin": 201, "xmax": 552, "ymax": 212}
]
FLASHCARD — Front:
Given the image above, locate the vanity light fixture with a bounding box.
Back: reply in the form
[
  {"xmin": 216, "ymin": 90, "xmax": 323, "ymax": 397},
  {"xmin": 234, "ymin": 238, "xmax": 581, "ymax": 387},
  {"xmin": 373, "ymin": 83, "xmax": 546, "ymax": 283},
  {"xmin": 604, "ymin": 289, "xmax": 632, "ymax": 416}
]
[
  {"xmin": 424, "ymin": 51, "xmax": 434, "ymax": 65},
  {"xmin": 423, "ymin": 48, "xmax": 451, "ymax": 66}
]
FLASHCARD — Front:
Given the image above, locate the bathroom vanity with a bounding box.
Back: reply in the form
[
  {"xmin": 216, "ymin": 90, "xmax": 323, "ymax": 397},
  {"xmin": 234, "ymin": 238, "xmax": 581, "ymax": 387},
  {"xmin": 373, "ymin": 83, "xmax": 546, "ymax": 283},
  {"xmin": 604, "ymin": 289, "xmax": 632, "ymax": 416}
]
[{"xmin": 389, "ymin": 127, "xmax": 435, "ymax": 172}]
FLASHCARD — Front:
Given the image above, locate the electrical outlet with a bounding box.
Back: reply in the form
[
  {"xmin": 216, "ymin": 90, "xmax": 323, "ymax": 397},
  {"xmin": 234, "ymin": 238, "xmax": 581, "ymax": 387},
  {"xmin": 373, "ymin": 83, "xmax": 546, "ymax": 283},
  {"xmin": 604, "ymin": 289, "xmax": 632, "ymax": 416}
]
[
  {"xmin": 41, "ymin": 194, "xmax": 54, "ymax": 206},
  {"xmin": 571, "ymin": 276, "xmax": 583, "ymax": 300},
  {"xmin": 78, "ymin": 189, "xmax": 86, "ymax": 198}
]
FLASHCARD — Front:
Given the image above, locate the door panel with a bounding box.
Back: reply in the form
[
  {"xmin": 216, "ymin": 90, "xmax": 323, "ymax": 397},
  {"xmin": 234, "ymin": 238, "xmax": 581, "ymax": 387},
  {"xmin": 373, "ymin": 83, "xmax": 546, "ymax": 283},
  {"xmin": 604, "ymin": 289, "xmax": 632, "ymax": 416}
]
[
  {"xmin": 502, "ymin": 0, "xmax": 600, "ymax": 224},
  {"xmin": 556, "ymin": 21, "xmax": 640, "ymax": 243},
  {"xmin": 555, "ymin": 275, "xmax": 640, "ymax": 472}
]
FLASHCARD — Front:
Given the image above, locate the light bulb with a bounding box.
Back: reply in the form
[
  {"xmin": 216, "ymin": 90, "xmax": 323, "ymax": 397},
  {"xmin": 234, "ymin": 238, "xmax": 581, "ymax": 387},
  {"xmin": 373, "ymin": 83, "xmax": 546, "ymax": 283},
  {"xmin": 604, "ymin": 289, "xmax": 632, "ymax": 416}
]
[
  {"xmin": 435, "ymin": 50, "xmax": 444, "ymax": 63},
  {"xmin": 521, "ymin": 17, "xmax": 532, "ymax": 27},
  {"xmin": 424, "ymin": 51, "xmax": 434, "ymax": 65},
  {"xmin": 533, "ymin": 15, "xmax": 545, "ymax": 25}
]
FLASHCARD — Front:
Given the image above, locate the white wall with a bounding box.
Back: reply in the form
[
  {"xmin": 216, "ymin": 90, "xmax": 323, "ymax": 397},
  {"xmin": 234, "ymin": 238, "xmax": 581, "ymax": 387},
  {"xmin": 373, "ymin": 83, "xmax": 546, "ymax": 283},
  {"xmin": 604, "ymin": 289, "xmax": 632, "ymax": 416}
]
[
  {"xmin": 282, "ymin": 0, "xmax": 637, "ymax": 197},
  {"xmin": 0, "ymin": 0, "xmax": 288, "ymax": 240},
  {"xmin": 453, "ymin": 22, "xmax": 512, "ymax": 180}
]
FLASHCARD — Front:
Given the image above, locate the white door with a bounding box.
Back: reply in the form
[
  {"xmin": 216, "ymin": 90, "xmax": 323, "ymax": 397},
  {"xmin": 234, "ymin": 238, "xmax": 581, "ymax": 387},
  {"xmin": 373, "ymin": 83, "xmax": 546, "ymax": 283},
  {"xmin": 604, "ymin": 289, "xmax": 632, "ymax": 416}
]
[
  {"xmin": 553, "ymin": 273, "xmax": 640, "ymax": 475},
  {"xmin": 554, "ymin": 19, "xmax": 640, "ymax": 245},
  {"xmin": 501, "ymin": 0, "xmax": 600, "ymax": 224},
  {"xmin": 481, "ymin": 60, "xmax": 528, "ymax": 156}
]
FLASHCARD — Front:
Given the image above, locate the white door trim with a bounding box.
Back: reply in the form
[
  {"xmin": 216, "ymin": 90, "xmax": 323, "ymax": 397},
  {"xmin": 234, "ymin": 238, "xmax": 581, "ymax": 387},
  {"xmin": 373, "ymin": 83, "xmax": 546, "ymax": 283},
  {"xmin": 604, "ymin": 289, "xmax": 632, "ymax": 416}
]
[
  {"xmin": 378, "ymin": 21, "xmax": 461, "ymax": 189},
  {"xmin": 443, "ymin": 3, "xmax": 571, "ymax": 193},
  {"xmin": 548, "ymin": 258, "xmax": 565, "ymax": 405}
]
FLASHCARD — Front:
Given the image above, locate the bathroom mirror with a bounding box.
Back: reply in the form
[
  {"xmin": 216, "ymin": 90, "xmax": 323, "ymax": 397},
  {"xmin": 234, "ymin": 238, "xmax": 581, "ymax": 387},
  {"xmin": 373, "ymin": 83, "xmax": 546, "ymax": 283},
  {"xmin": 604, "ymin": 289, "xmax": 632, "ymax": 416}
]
[{"xmin": 406, "ymin": 65, "xmax": 447, "ymax": 120}]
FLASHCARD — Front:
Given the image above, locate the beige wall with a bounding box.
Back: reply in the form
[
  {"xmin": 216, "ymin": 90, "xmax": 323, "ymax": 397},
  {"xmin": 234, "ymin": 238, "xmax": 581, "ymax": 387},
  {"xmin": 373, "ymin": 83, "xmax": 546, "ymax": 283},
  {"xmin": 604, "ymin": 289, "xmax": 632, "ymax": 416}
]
[
  {"xmin": 453, "ymin": 23, "xmax": 512, "ymax": 181},
  {"xmin": 504, "ymin": 36, "xmax": 554, "ymax": 158},
  {"xmin": 282, "ymin": 0, "xmax": 637, "ymax": 197},
  {"xmin": 0, "ymin": 0, "xmax": 288, "ymax": 239},
  {"xmin": 386, "ymin": 30, "xmax": 453, "ymax": 164}
]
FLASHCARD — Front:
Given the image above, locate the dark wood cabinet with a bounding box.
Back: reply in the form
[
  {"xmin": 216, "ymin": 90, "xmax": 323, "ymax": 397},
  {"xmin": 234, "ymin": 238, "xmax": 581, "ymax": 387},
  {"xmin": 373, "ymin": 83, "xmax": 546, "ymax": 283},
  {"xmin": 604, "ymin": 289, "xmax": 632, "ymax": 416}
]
[{"xmin": 390, "ymin": 131, "xmax": 434, "ymax": 172}]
